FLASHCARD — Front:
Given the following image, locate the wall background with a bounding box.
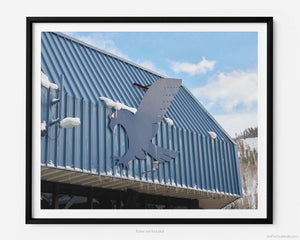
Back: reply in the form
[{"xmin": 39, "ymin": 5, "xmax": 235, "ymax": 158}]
[{"xmin": 0, "ymin": 0, "xmax": 299, "ymax": 239}]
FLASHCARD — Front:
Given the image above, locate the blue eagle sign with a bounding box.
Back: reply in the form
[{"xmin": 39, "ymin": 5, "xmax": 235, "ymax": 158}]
[{"xmin": 108, "ymin": 78, "xmax": 182, "ymax": 169}]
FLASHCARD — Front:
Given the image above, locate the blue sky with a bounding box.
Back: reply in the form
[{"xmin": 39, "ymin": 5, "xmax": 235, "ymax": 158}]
[{"xmin": 65, "ymin": 32, "xmax": 258, "ymax": 137}]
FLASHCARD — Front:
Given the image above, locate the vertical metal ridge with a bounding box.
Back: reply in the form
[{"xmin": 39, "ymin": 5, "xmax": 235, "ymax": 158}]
[
  {"xmin": 234, "ymin": 144, "xmax": 243, "ymax": 196},
  {"xmin": 215, "ymin": 139, "xmax": 223, "ymax": 193},
  {"xmin": 173, "ymin": 127, "xmax": 179, "ymax": 186},
  {"xmin": 229, "ymin": 144, "xmax": 239, "ymax": 195},
  {"xmin": 223, "ymin": 141, "xmax": 231, "ymax": 194},
  {"xmin": 192, "ymin": 132, "xmax": 200, "ymax": 189},
  {"xmin": 188, "ymin": 131, "xmax": 195, "ymax": 188},
  {"xmin": 197, "ymin": 134, "xmax": 205, "ymax": 190},
  {"xmin": 211, "ymin": 139, "xmax": 218, "ymax": 191}
]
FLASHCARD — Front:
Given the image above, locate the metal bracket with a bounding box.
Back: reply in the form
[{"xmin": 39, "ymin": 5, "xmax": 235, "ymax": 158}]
[
  {"xmin": 49, "ymin": 74, "xmax": 64, "ymax": 126},
  {"xmin": 51, "ymin": 98, "xmax": 60, "ymax": 105}
]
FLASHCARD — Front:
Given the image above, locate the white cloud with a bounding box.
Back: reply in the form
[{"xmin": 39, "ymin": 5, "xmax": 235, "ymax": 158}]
[
  {"xmin": 214, "ymin": 112, "xmax": 257, "ymax": 138},
  {"xmin": 170, "ymin": 57, "xmax": 216, "ymax": 76},
  {"xmin": 65, "ymin": 33, "xmax": 130, "ymax": 60},
  {"xmin": 136, "ymin": 60, "xmax": 156, "ymax": 71},
  {"xmin": 136, "ymin": 60, "xmax": 167, "ymax": 76},
  {"xmin": 192, "ymin": 70, "xmax": 257, "ymax": 111}
]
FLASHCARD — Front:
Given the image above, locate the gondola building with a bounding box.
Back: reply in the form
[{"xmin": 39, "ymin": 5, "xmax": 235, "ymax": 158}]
[{"xmin": 40, "ymin": 32, "xmax": 242, "ymax": 209}]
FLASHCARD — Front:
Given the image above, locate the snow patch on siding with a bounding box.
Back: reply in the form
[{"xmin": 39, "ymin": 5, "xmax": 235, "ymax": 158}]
[
  {"xmin": 60, "ymin": 117, "xmax": 81, "ymax": 128},
  {"xmin": 100, "ymin": 96, "xmax": 137, "ymax": 114},
  {"xmin": 208, "ymin": 131, "xmax": 217, "ymax": 139},
  {"xmin": 100, "ymin": 97, "xmax": 175, "ymax": 126},
  {"xmin": 41, "ymin": 121, "xmax": 46, "ymax": 131},
  {"xmin": 154, "ymin": 179, "xmax": 159, "ymax": 184},
  {"xmin": 48, "ymin": 160, "xmax": 55, "ymax": 167},
  {"xmin": 41, "ymin": 72, "xmax": 58, "ymax": 90},
  {"xmin": 128, "ymin": 174, "xmax": 134, "ymax": 180},
  {"xmin": 164, "ymin": 117, "xmax": 174, "ymax": 126},
  {"xmin": 135, "ymin": 176, "xmax": 141, "ymax": 181}
]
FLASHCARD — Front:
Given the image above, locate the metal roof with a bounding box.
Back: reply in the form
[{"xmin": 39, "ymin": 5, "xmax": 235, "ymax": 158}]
[
  {"xmin": 40, "ymin": 32, "xmax": 243, "ymax": 202},
  {"xmin": 41, "ymin": 32, "xmax": 234, "ymax": 142}
]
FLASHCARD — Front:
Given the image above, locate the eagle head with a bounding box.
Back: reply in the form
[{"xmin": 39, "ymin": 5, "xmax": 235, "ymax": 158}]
[{"xmin": 108, "ymin": 109, "xmax": 133, "ymax": 131}]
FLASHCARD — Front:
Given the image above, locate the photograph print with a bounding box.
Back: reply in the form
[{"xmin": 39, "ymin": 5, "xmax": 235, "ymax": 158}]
[{"xmin": 27, "ymin": 17, "xmax": 272, "ymax": 223}]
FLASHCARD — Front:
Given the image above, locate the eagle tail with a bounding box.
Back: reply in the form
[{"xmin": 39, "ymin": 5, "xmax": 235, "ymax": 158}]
[{"xmin": 147, "ymin": 142, "xmax": 178, "ymax": 163}]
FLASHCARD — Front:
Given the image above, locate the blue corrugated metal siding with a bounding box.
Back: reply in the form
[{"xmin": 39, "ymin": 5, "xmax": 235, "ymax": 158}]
[
  {"xmin": 42, "ymin": 32, "xmax": 232, "ymax": 142},
  {"xmin": 41, "ymin": 32, "xmax": 242, "ymax": 196}
]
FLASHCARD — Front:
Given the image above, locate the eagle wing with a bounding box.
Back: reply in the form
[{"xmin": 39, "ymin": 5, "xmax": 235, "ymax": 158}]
[{"xmin": 135, "ymin": 78, "xmax": 182, "ymax": 124}]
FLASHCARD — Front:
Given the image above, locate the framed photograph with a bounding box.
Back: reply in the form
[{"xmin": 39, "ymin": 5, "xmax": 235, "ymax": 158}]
[{"xmin": 26, "ymin": 17, "xmax": 273, "ymax": 224}]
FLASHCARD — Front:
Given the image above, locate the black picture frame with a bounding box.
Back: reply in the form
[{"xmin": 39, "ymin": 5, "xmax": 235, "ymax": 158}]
[{"xmin": 26, "ymin": 16, "xmax": 273, "ymax": 224}]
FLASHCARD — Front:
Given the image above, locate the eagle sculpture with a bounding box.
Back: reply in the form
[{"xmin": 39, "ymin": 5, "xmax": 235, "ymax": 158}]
[{"xmin": 108, "ymin": 78, "xmax": 182, "ymax": 169}]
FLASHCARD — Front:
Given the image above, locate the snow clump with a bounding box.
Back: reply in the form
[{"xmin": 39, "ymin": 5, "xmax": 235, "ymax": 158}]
[
  {"xmin": 100, "ymin": 96, "xmax": 137, "ymax": 114},
  {"xmin": 41, "ymin": 72, "xmax": 58, "ymax": 90}
]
